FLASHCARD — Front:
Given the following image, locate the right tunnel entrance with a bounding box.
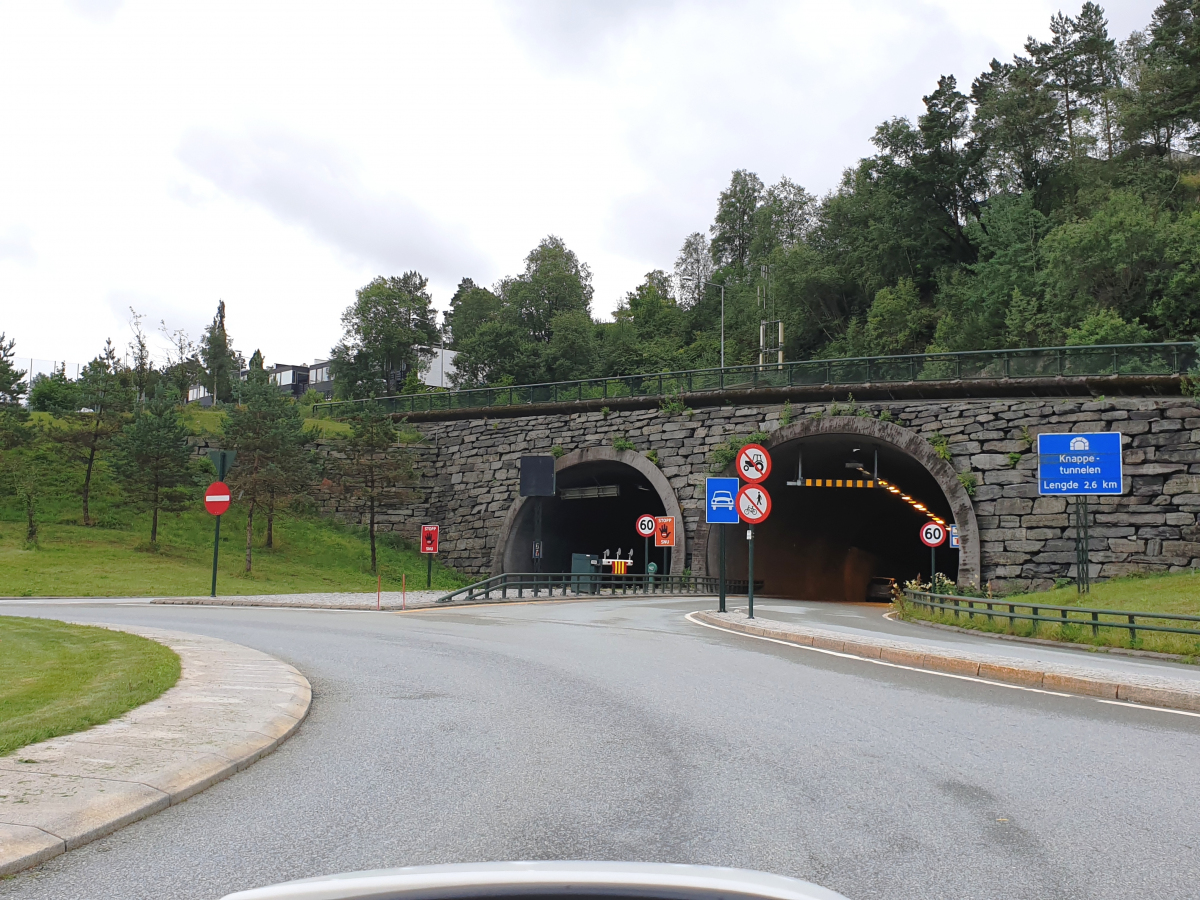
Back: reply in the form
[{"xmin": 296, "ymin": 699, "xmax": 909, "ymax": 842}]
[{"xmin": 706, "ymin": 420, "xmax": 978, "ymax": 602}]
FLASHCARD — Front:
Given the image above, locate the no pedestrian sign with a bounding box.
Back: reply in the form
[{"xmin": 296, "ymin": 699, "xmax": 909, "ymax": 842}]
[
  {"xmin": 204, "ymin": 481, "xmax": 231, "ymax": 516},
  {"xmin": 736, "ymin": 484, "xmax": 771, "ymax": 524},
  {"xmin": 1037, "ymin": 432, "xmax": 1123, "ymax": 495}
]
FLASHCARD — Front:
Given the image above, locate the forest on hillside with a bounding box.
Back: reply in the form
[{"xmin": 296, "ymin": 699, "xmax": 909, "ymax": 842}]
[{"xmin": 384, "ymin": 0, "xmax": 1199, "ymax": 394}]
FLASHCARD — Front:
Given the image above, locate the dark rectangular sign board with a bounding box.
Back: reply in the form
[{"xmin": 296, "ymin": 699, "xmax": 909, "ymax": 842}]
[{"xmin": 520, "ymin": 456, "xmax": 556, "ymax": 497}]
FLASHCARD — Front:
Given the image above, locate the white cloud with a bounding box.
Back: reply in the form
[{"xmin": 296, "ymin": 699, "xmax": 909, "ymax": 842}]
[{"xmin": 0, "ymin": 0, "xmax": 1162, "ymax": 364}]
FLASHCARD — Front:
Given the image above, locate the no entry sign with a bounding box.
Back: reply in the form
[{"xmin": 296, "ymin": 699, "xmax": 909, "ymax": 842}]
[
  {"xmin": 421, "ymin": 524, "xmax": 439, "ymax": 553},
  {"xmin": 636, "ymin": 514, "xmax": 657, "ymax": 538},
  {"xmin": 204, "ymin": 481, "xmax": 231, "ymax": 516},
  {"xmin": 919, "ymin": 521, "xmax": 946, "ymax": 547},
  {"xmin": 736, "ymin": 443, "xmax": 771, "ymax": 483},
  {"xmin": 736, "ymin": 483, "xmax": 772, "ymax": 524}
]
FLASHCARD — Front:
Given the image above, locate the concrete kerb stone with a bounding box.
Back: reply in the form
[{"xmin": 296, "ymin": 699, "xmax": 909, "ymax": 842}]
[
  {"xmin": 0, "ymin": 625, "xmax": 311, "ymax": 877},
  {"xmin": 693, "ymin": 610, "xmax": 1200, "ymax": 713}
]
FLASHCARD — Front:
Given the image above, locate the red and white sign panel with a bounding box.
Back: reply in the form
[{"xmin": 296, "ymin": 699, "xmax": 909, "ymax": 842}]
[
  {"xmin": 736, "ymin": 483, "xmax": 772, "ymax": 524},
  {"xmin": 654, "ymin": 516, "xmax": 676, "ymax": 547},
  {"xmin": 736, "ymin": 443, "xmax": 772, "ymax": 483},
  {"xmin": 635, "ymin": 514, "xmax": 657, "ymax": 538},
  {"xmin": 919, "ymin": 522, "xmax": 946, "ymax": 547},
  {"xmin": 204, "ymin": 481, "xmax": 231, "ymax": 516},
  {"xmin": 421, "ymin": 524, "xmax": 440, "ymax": 554}
]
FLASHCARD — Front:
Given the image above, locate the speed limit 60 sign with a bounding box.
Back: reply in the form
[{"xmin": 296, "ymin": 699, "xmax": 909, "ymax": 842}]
[
  {"xmin": 636, "ymin": 514, "xmax": 657, "ymax": 538},
  {"xmin": 919, "ymin": 522, "xmax": 946, "ymax": 547}
]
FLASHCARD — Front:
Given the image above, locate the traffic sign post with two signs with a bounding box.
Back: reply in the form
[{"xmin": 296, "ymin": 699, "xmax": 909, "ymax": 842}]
[
  {"xmin": 1038, "ymin": 432, "xmax": 1124, "ymax": 594},
  {"xmin": 735, "ymin": 450, "xmax": 773, "ymax": 619}
]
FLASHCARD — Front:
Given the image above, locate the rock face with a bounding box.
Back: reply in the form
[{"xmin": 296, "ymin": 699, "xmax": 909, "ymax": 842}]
[{"xmin": 195, "ymin": 395, "xmax": 1200, "ymax": 594}]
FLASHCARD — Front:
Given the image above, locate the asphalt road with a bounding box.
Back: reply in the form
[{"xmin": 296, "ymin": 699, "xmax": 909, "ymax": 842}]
[{"xmin": 2, "ymin": 596, "xmax": 1199, "ymax": 900}]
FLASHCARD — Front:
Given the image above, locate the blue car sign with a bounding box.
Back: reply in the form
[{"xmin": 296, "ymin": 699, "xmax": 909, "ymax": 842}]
[
  {"xmin": 1037, "ymin": 432, "xmax": 1124, "ymax": 495},
  {"xmin": 706, "ymin": 477, "xmax": 740, "ymax": 524}
]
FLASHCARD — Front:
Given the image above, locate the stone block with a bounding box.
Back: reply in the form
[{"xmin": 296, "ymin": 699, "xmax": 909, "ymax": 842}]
[
  {"xmin": 972, "ymin": 453, "xmax": 1014, "ymax": 470},
  {"xmin": 1033, "ymin": 497, "xmax": 1066, "ymax": 514},
  {"xmin": 995, "ymin": 498, "xmax": 1033, "ymax": 515}
]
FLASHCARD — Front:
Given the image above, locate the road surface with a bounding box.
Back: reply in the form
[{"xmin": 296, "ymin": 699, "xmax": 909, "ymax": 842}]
[{"xmin": 1, "ymin": 596, "xmax": 1198, "ymax": 900}]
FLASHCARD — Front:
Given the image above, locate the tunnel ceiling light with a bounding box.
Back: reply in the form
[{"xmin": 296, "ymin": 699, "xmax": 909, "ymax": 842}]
[{"xmin": 559, "ymin": 485, "xmax": 620, "ymax": 500}]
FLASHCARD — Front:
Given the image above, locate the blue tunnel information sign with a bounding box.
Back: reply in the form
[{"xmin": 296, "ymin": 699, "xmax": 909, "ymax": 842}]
[{"xmin": 1037, "ymin": 432, "xmax": 1123, "ymax": 495}]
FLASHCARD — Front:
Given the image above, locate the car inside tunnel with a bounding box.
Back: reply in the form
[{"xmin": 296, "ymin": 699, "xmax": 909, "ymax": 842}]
[
  {"xmin": 708, "ymin": 434, "xmax": 959, "ymax": 602},
  {"xmin": 501, "ymin": 460, "xmax": 668, "ymax": 575}
]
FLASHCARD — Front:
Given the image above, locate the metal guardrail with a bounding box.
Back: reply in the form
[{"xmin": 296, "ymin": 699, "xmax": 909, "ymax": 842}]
[
  {"xmin": 313, "ymin": 342, "xmax": 1193, "ymax": 417},
  {"xmin": 904, "ymin": 589, "xmax": 1200, "ymax": 642},
  {"xmin": 435, "ymin": 572, "xmax": 754, "ymax": 604}
]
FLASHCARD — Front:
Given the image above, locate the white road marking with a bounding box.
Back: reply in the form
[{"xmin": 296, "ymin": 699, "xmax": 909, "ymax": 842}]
[{"xmin": 684, "ymin": 611, "xmax": 1200, "ymax": 719}]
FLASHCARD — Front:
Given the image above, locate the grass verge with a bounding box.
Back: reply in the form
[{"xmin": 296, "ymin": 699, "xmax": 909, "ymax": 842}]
[
  {"xmin": 0, "ymin": 507, "xmax": 471, "ymax": 597},
  {"xmin": 0, "ymin": 616, "xmax": 181, "ymax": 756},
  {"xmin": 897, "ymin": 569, "xmax": 1200, "ymax": 658}
]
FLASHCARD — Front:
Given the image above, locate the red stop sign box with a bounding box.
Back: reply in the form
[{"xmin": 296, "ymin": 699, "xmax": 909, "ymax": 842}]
[
  {"xmin": 205, "ymin": 481, "xmax": 231, "ymax": 516},
  {"xmin": 421, "ymin": 524, "xmax": 439, "ymax": 554}
]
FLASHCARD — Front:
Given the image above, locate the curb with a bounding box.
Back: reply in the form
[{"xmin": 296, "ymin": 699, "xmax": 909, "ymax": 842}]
[
  {"xmin": 692, "ymin": 610, "xmax": 1200, "ymax": 714},
  {"xmin": 896, "ymin": 613, "xmax": 1196, "ymax": 663},
  {"xmin": 0, "ymin": 625, "xmax": 311, "ymax": 877}
]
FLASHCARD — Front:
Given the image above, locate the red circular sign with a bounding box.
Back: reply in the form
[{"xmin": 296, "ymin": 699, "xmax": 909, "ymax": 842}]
[
  {"xmin": 635, "ymin": 514, "xmax": 657, "ymax": 537},
  {"xmin": 736, "ymin": 483, "xmax": 772, "ymax": 524},
  {"xmin": 205, "ymin": 481, "xmax": 231, "ymax": 516},
  {"xmin": 919, "ymin": 521, "xmax": 946, "ymax": 547},
  {"xmin": 736, "ymin": 443, "xmax": 772, "ymax": 483}
]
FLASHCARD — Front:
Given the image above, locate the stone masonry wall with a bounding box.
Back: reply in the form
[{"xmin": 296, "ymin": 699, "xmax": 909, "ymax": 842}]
[{"xmin": 199, "ymin": 393, "xmax": 1200, "ymax": 595}]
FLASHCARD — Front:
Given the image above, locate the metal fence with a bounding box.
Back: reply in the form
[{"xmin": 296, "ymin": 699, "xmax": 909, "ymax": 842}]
[
  {"xmin": 314, "ymin": 342, "xmax": 1195, "ymax": 418},
  {"xmin": 904, "ymin": 589, "xmax": 1200, "ymax": 642},
  {"xmin": 436, "ymin": 572, "xmax": 752, "ymax": 604}
]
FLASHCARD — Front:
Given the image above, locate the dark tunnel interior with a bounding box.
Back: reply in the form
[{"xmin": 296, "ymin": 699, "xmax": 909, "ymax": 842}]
[
  {"xmin": 503, "ymin": 461, "xmax": 670, "ymax": 574},
  {"xmin": 707, "ymin": 434, "xmax": 959, "ymax": 602}
]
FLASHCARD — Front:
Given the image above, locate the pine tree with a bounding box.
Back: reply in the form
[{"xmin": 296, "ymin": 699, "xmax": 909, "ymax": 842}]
[
  {"xmin": 199, "ymin": 300, "xmax": 242, "ymax": 403},
  {"xmin": 224, "ymin": 365, "xmax": 313, "ymax": 572},
  {"xmin": 331, "ymin": 403, "xmax": 415, "ymax": 572},
  {"xmin": 52, "ymin": 340, "xmax": 135, "ymax": 525},
  {"xmin": 111, "ymin": 386, "xmax": 196, "ymax": 543}
]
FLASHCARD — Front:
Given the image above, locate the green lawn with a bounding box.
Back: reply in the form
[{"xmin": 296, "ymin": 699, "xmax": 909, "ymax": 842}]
[
  {"xmin": 0, "ymin": 507, "xmax": 470, "ymax": 598},
  {"xmin": 902, "ymin": 570, "xmax": 1200, "ymax": 657},
  {"xmin": 0, "ymin": 616, "xmax": 181, "ymax": 756}
]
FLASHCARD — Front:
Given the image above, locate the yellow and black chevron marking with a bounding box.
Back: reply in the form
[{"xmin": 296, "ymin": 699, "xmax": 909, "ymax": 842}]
[
  {"xmin": 799, "ymin": 475, "xmax": 946, "ymax": 526},
  {"xmin": 803, "ymin": 478, "xmax": 876, "ymax": 488}
]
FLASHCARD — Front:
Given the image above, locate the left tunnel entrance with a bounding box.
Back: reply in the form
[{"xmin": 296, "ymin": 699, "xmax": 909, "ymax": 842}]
[{"xmin": 498, "ymin": 450, "xmax": 680, "ymax": 575}]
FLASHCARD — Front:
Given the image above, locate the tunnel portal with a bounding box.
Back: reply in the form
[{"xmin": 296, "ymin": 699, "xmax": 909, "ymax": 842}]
[
  {"xmin": 500, "ymin": 454, "xmax": 676, "ymax": 575},
  {"xmin": 708, "ymin": 433, "xmax": 960, "ymax": 602}
]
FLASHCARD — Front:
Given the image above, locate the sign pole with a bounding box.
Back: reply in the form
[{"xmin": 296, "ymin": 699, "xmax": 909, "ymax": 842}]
[
  {"xmin": 534, "ymin": 497, "xmax": 543, "ymax": 574},
  {"xmin": 210, "ymin": 451, "xmax": 228, "ymax": 599},
  {"xmin": 930, "ymin": 544, "xmax": 935, "ymax": 586},
  {"xmin": 747, "ymin": 525, "xmax": 755, "ymax": 619},
  {"xmin": 427, "ymin": 552, "xmax": 433, "ymax": 589},
  {"xmin": 719, "ymin": 524, "xmax": 726, "ymax": 613},
  {"xmin": 644, "ymin": 535, "xmax": 649, "ymax": 578}
]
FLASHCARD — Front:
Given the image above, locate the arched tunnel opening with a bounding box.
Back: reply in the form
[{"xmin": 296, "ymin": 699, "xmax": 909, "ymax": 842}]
[
  {"xmin": 502, "ymin": 460, "xmax": 669, "ymax": 575},
  {"xmin": 707, "ymin": 433, "xmax": 959, "ymax": 602}
]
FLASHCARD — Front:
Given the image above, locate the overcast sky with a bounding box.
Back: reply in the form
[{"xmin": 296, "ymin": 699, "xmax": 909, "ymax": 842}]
[{"xmin": 0, "ymin": 0, "xmax": 1160, "ymax": 370}]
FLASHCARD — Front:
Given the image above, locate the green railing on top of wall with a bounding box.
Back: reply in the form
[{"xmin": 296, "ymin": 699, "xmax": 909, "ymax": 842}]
[{"xmin": 312, "ymin": 342, "xmax": 1195, "ymax": 418}]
